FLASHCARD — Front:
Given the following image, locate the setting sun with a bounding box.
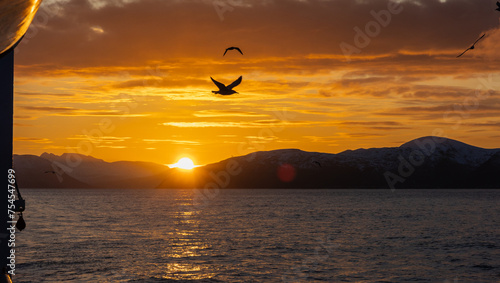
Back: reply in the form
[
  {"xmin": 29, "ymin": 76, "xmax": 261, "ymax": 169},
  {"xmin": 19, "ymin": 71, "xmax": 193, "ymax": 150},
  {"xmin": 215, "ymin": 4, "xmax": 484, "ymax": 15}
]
[{"xmin": 172, "ymin": 157, "xmax": 195, "ymax": 170}]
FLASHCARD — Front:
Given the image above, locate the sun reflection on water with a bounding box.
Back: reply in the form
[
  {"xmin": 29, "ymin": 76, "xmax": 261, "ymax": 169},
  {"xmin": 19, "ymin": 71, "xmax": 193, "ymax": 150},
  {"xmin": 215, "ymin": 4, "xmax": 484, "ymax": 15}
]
[
  {"xmin": 150, "ymin": 189, "xmax": 217, "ymax": 281},
  {"xmin": 158, "ymin": 263, "xmax": 218, "ymax": 280}
]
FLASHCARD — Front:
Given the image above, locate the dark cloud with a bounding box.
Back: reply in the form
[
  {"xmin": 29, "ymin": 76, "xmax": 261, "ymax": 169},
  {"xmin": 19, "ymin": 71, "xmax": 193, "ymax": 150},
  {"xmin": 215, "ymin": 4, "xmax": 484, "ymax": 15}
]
[
  {"xmin": 340, "ymin": 121, "xmax": 404, "ymax": 126},
  {"xmin": 20, "ymin": 106, "xmax": 76, "ymax": 112},
  {"xmin": 14, "ymin": 137, "xmax": 52, "ymax": 143},
  {"xmin": 466, "ymin": 121, "xmax": 500, "ymax": 128},
  {"xmin": 14, "ymin": 115, "xmax": 35, "ymax": 119},
  {"xmin": 15, "ymin": 0, "xmax": 499, "ymax": 69},
  {"xmin": 18, "ymin": 105, "xmax": 142, "ymax": 116},
  {"xmin": 13, "ymin": 123, "xmax": 34, "ymax": 127},
  {"xmin": 345, "ymin": 132, "xmax": 387, "ymax": 138},
  {"xmin": 373, "ymin": 97, "xmax": 500, "ymax": 121},
  {"xmin": 111, "ymin": 77, "xmax": 207, "ymax": 89},
  {"xmin": 16, "ymin": 92, "xmax": 74, "ymax": 97},
  {"xmin": 340, "ymin": 76, "xmax": 395, "ymax": 87}
]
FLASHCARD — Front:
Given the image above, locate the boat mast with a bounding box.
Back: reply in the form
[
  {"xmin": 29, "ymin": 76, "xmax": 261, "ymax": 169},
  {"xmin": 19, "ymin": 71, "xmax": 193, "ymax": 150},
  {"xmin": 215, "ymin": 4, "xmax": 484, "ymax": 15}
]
[{"xmin": 0, "ymin": 1, "xmax": 43, "ymax": 281}]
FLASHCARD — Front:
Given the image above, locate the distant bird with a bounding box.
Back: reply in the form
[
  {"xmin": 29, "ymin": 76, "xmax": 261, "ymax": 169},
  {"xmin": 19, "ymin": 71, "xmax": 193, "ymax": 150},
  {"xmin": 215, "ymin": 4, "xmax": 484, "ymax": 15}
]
[
  {"xmin": 211, "ymin": 76, "xmax": 242, "ymax": 95},
  {"xmin": 457, "ymin": 33, "xmax": 486, "ymax": 58},
  {"xmin": 223, "ymin": 47, "xmax": 243, "ymax": 56},
  {"xmin": 44, "ymin": 170, "xmax": 56, "ymax": 174},
  {"xmin": 313, "ymin": 161, "xmax": 322, "ymax": 167},
  {"xmin": 496, "ymin": 1, "xmax": 500, "ymax": 11}
]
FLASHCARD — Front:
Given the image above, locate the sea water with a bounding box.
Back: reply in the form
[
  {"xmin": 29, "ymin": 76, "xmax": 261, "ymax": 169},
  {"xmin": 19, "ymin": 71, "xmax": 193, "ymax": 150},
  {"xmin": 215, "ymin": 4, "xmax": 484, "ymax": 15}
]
[{"xmin": 14, "ymin": 189, "xmax": 500, "ymax": 282}]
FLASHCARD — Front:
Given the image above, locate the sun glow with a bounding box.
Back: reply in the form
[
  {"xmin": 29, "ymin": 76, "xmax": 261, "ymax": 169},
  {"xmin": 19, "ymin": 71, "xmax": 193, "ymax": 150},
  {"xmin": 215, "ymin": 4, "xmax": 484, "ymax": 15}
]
[{"xmin": 172, "ymin": 157, "xmax": 195, "ymax": 170}]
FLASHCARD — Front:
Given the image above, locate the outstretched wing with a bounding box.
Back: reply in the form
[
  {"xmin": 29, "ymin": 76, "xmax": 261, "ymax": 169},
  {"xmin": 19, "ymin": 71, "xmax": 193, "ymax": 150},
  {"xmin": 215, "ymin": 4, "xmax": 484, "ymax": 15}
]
[
  {"xmin": 235, "ymin": 47, "xmax": 243, "ymax": 55},
  {"xmin": 457, "ymin": 48, "xmax": 470, "ymax": 58},
  {"xmin": 227, "ymin": 76, "xmax": 242, "ymax": 90},
  {"xmin": 223, "ymin": 49, "xmax": 228, "ymax": 56},
  {"xmin": 211, "ymin": 77, "xmax": 227, "ymax": 90},
  {"xmin": 472, "ymin": 33, "xmax": 486, "ymax": 45}
]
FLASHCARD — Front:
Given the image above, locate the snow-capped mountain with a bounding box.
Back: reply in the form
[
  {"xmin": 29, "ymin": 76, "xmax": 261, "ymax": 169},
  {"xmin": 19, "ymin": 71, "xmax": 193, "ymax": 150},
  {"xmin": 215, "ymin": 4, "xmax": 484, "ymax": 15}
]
[{"xmin": 400, "ymin": 136, "xmax": 499, "ymax": 167}]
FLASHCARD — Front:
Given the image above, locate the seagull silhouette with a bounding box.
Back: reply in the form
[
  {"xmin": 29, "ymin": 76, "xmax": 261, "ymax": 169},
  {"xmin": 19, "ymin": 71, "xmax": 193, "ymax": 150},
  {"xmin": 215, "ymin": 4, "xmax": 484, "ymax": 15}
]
[
  {"xmin": 223, "ymin": 47, "xmax": 243, "ymax": 56},
  {"xmin": 496, "ymin": 1, "xmax": 500, "ymax": 11},
  {"xmin": 457, "ymin": 33, "xmax": 486, "ymax": 58},
  {"xmin": 211, "ymin": 76, "xmax": 242, "ymax": 95},
  {"xmin": 44, "ymin": 170, "xmax": 56, "ymax": 174}
]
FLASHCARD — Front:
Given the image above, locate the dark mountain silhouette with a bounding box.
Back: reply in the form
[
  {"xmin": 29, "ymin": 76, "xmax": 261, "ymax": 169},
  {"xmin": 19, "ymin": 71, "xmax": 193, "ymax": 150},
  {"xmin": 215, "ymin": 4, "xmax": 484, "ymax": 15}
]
[
  {"xmin": 14, "ymin": 153, "xmax": 170, "ymax": 188},
  {"xmin": 13, "ymin": 154, "xmax": 91, "ymax": 188},
  {"xmin": 13, "ymin": 137, "xmax": 500, "ymax": 189},
  {"xmin": 158, "ymin": 136, "xmax": 500, "ymax": 189}
]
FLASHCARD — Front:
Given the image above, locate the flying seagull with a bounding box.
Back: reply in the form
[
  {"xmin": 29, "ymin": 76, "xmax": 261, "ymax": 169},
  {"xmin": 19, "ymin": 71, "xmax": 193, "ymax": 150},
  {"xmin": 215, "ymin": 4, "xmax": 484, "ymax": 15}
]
[
  {"xmin": 223, "ymin": 47, "xmax": 243, "ymax": 56},
  {"xmin": 211, "ymin": 76, "xmax": 242, "ymax": 95},
  {"xmin": 457, "ymin": 33, "xmax": 486, "ymax": 58},
  {"xmin": 496, "ymin": 1, "xmax": 500, "ymax": 11},
  {"xmin": 44, "ymin": 170, "xmax": 56, "ymax": 174}
]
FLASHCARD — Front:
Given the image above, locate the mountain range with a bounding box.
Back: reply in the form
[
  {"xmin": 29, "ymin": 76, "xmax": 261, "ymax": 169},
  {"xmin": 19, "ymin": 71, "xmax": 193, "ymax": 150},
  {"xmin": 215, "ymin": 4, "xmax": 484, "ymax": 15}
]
[{"xmin": 13, "ymin": 136, "xmax": 500, "ymax": 190}]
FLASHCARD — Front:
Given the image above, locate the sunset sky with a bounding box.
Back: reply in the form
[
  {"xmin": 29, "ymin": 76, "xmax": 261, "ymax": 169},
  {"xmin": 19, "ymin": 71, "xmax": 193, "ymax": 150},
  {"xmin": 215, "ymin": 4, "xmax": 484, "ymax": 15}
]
[{"xmin": 13, "ymin": 0, "xmax": 500, "ymax": 166}]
